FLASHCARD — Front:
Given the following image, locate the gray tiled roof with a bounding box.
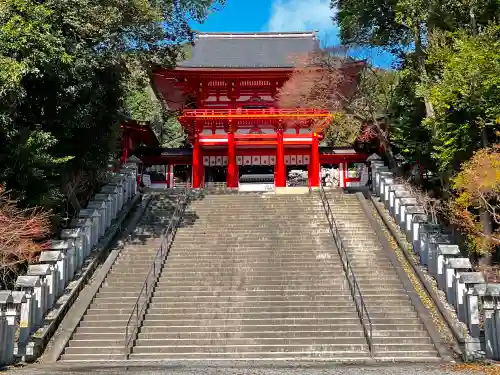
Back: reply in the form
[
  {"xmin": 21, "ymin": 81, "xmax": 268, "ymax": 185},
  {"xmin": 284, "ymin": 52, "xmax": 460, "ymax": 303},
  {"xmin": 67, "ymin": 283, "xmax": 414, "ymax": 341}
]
[{"xmin": 178, "ymin": 32, "xmax": 319, "ymax": 68}]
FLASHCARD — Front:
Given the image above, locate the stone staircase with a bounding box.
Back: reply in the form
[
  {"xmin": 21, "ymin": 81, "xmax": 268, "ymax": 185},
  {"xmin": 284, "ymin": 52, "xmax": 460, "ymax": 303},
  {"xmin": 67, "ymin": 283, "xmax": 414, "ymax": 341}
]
[
  {"xmin": 59, "ymin": 193, "xmax": 179, "ymax": 361},
  {"xmin": 326, "ymin": 191, "xmax": 440, "ymax": 361},
  {"xmin": 130, "ymin": 193, "xmax": 372, "ymax": 361}
]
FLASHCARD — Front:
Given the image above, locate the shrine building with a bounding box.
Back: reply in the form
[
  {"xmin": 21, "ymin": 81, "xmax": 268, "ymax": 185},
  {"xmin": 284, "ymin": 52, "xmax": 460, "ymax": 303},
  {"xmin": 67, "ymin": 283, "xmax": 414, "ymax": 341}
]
[{"xmin": 122, "ymin": 32, "xmax": 369, "ymax": 189}]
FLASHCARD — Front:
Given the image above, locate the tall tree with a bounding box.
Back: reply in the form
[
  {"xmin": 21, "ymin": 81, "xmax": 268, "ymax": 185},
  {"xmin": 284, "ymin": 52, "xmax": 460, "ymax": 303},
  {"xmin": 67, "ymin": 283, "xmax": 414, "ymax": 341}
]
[{"xmin": 0, "ymin": 0, "xmax": 222, "ymax": 209}]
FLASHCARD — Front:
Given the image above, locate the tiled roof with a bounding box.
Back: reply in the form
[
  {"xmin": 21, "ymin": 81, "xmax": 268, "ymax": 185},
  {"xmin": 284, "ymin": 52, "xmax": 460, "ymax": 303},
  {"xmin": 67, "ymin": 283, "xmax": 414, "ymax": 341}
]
[{"xmin": 178, "ymin": 32, "xmax": 320, "ymax": 68}]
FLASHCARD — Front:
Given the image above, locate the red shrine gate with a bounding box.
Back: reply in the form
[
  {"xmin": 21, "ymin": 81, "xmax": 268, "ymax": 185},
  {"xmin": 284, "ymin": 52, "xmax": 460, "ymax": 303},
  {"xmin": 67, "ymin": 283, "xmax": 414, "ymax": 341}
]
[
  {"xmin": 122, "ymin": 32, "xmax": 369, "ymax": 189},
  {"xmin": 178, "ymin": 108, "xmax": 332, "ymax": 188}
]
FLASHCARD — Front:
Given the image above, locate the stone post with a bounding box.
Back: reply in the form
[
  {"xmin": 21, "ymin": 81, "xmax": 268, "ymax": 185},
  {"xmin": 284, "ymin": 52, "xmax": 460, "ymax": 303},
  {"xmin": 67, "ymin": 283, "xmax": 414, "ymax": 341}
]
[
  {"xmin": 0, "ymin": 292, "xmax": 16, "ymax": 366},
  {"xmin": 93, "ymin": 193, "xmax": 113, "ymax": 227},
  {"xmin": 13, "ymin": 290, "xmax": 31, "ymax": 356},
  {"xmin": 120, "ymin": 167, "xmax": 136, "ymax": 198},
  {"xmin": 371, "ymin": 164, "xmax": 388, "ymax": 194},
  {"xmin": 15, "ymin": 276, "xmax": 41, "ymax": 330},
  {"xmin": 468, "ymin": 284, "xmax": 485, "ymax": 338},
  {"xmin": 397, "ymin": 197, "xmax": 418, "ymax": 230},
  {"xmin": 380, "ymin": 175, "xmax": 394, "ymax": 203},
  {"xmin": 404, "ymin": 206, "xmax": 425, "ymax": 239},
  {"xmin": 111, "ymin": 174, "xmax": 128, "ymax": 201},
  {"xmin": 86, "ymin": 200, "xmax": 107, "ymax": 237},
  {"xmin": 100, "ymin": 185, "xmax": 120, "ymax": 219},
  {"xmin": 0, "ymin": 306, "xmax": 5, "ymax": 365},
  {"xmin": 388, "ymin": 185, "xmax": 407, "ymax": 216},
  {"xmin": 436, "ymin": 244, "xmax": 460, "ymax": 291},
  {"xmin": 118, "ymin": 169, "xmax": 133, "ymax": 198},
  {"xmin": 377, "ymin": 171, "xmax": 393, "ymax": 198},
  {"xmin": 39, "ymin": 250, "xmax": 63, "ymax": 298},
  {"xmin": 50, "ymin": 240, "xmax": 74, "ymax": 285},
  {"xmin": 409, "ymin": 213, "xmax": 428, "ymax": 247},
  {"xmin": 394, "ymin": 190, "xmax": 412, "ymax": 225},
  {"xmin": 121, "ymin": 163, "xmax": 138, "ymax": 193},
  {"xmin": 382, "ymin": 177, "xmax": 395, "ymax": 207},
  {"xmin": 78, "ymin": 209, "xmax": 100, "ymax": 247},
  {"xmin": 69, "ymin": 218, "xmax": 92, "ymax": 258},
  {"xmin": 480, "ymin": 285, "xmax": 500, "ymax": 360},
  {"xmin": 60, "ymin": 228, "xmax": 85, "ymax": 270},
  {"xmin": 444, "ymin": 257, "xmax": 472, "ymax": 306},
  {"xmin": 417, "ymin": 223, "xmax": 441, "ymax": 260},
  {"xmin": 26, "ymin": 264, "xmax": 51, "ymax": 316},
  {"xmin": 107, "ymin": 180, "xmax": 125, "ymax": 210},
  {"xmin": 427, "ymin": 233, "xmax": 452, "ymax": 273},
  {"xmin": 11, "ymin": 291, "xmax": 27, "ymax": 357},
  {"xmin": 455, "ymin": 272, "xmax": 484, "ymax": 324}
]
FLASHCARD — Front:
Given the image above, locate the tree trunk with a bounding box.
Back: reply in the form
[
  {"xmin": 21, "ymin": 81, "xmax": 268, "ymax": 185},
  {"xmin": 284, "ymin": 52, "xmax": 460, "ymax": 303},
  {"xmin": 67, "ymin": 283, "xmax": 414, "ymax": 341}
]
[{"xmin": 414, "ymin": 24, "xmax": 436, "ymax": 119}]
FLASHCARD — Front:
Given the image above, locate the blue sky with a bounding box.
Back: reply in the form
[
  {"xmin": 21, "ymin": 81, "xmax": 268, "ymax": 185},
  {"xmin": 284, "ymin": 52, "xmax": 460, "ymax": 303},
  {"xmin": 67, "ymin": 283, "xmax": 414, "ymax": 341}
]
[{"xmin": 189, "ymin": 0, "xmax": 395, "ymax": 68}]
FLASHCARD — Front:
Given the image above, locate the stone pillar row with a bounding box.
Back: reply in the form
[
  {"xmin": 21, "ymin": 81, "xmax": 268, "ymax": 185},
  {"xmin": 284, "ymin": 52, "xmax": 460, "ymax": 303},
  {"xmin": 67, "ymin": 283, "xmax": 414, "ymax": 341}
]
[
  {"xmin": 0, "ymin": 164, "xmax": 139, "ymax": 366},
  {"xmin": 371, "ymin": 159, "xmax": 496, "ymax": 360}
]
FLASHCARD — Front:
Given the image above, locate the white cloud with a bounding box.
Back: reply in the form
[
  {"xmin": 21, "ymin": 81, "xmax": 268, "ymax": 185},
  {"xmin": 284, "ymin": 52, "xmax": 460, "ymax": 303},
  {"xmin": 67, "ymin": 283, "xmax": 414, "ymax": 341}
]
[{"xmin": 266, "ymin": 0, "xmax": 339, "ymax": 42}]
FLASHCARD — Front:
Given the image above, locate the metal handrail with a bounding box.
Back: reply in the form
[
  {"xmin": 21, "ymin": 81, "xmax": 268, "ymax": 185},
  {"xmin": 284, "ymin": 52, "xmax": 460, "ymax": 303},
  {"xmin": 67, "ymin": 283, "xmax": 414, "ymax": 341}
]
[
  {"xmin": 123, "ymin": 189, "xmax": 189, "ymax": 358},
  {"xmin": 318, "ymin": 186, "xmax": 374, "ymax": 355}
]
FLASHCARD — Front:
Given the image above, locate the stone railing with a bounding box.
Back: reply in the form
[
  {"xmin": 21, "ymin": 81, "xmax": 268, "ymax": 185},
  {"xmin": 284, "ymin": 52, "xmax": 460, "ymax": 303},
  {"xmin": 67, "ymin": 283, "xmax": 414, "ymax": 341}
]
[
  {"xmin": 0, "ymin": 163, "xmax": 140, "ymax": 366},
  {"xmin": 370, "ymin": 159, "xmax": 500, "ymax": 361}
]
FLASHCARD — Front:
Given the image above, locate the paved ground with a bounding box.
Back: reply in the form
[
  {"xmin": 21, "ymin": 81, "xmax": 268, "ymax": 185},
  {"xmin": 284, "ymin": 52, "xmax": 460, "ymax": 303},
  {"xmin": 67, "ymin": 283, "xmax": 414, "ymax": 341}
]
[{"xmin": 7, "ymin": 363, "xmax": 481, "ymax": 375}]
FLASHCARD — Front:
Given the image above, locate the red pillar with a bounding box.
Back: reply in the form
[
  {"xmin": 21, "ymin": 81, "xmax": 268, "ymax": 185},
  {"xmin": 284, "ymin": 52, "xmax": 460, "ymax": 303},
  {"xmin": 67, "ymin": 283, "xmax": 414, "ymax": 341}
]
[
  {"xmin": 120, "ymin": 136, "xmax": 131, "ymax": 165},
  {"xmin": 308, "ymin": 133, "xmax": 320, "ymax": 187},
  {"xmin": 275, "ymin": 128, "xmax": 286, "ymax": 187},
  {"xmin": 227, "ymin": 131, "xmax": 238, "ymax": 188},
  {"xmin": 192, "ymin": 133, "xmax": 202, "ymax": 188}
]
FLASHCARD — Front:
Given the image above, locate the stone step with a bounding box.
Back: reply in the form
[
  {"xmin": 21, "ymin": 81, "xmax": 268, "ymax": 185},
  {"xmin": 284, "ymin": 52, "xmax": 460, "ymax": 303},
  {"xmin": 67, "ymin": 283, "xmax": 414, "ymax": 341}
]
[
  {"xmin": 104, "ymin": 276, "xmax": 151, "ymax": 283},
  {"xmin": 95, "ymin": 291, "xmax": 148, "ymax": 299},
  {"xmin": 133, "ymin": 337, "xmax": 370, "ymax": 347},
  {"xmin": 161, "ymin": 264, "xmax": 395, "ymax": 271},
  {"xmin": 130, "ymin": 343, "xmax": 369, "ymax": 355},
  {"xmin": 138, "ymin": 323, "xmax": 425, "ymax": 334},
  {"xmin": 64, "ymin": 346, "xmax": 125, "ymax": 355},
  {"xmin": 91, "ymin": 296, "xmax": 147, "ymax": 303},
  {"xmin": 167, "ymin": 248, "xmax": 339, "ymax": 253},
  {"xmin": 372, "ymin": 343, "xmax": 436, "ymax": 352},
  {"xmin": 372, "ymin": 354, "xmax": 440, "ymax": 362},
  {"xmin": 373, "ymin": 337, "xmax": 433, "ymax": 345},
  {"xmin": 146, "ymin": 299, "xmax": 412, "ymax": 308},
  {"xmin": 149, "ymin": 296, "xmax": 412, "ymax": 305},
  {"xmin": 101, "ymin": 281, "xmax": 149, "ymax": 287},
  {"xmin": 140, "ymin": 317, "xmax": 422, "ymax": 328},
  {"xmin": 140, "ymin": 311, "xmax": 418, "ymax": 321},
  {"xmin": 158, "ymin": 275, "xmax": 400, "ymax": 282},
  {"xmin": 98, "ymin": 286, "xmax": 145, "ymax": 293},
  {"xmin": 152, "ymin": 288, "xmax": 406, "ymax": 296},
  {"xmin": 75, "ymin": 327, "xmax": 130, "ymax": 335},
  {"xmin": 82, "ymin": 314, "xmax": 135, "ymax": 321},
  {"xmin": 67, "ymin": 339, "xmax": 125, "ymax": 347},
  {"xmin": 59, "ymin": 353, "xmax": 126, "ymax": 361},
  {"xmin": 136, "ymin": 330, "xmax": 366, "ymax": 340},
  {"xmin": 145, "ymin": 306, "xmax": 414, "ymax": 315},
  {"xmin": 138, "ymin": 323, "xmax": 365, "ymax": 334},
  {"xmin": 125, "ymin": 351, "xmax": 371, "ymax": 360},
  {"xmin": 154, "ymin": 283, "xmax": 401, "ymax": 290},
  {"xmin": 140, "ymin": 318, "xmax": 365, "ymax": 328},
  {"xmin": 114, "ymin": 258, "xmax": 159, "ymax": 264}
]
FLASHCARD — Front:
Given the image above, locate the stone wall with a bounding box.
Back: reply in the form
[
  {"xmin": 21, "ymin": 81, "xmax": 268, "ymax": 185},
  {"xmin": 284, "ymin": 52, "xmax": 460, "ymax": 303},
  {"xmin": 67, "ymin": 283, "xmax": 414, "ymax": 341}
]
[
  {"xmin": 0, "ymin": 164, "xmax": 139, "ymax": 366},
  {"xmin": 371, "ymin": 160, "xmax": 500, "ymax": 361}
]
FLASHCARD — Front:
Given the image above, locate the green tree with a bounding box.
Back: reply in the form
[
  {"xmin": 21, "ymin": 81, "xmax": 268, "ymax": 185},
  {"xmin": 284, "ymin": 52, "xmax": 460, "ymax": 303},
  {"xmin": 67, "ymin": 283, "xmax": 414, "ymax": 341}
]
[
  {"xmin": 420, "ymin": 26, "xmax": 500, "ymax": 172},
  {"xmin": 0, "ymin": 0, "xmax": 222, "ymax": 212}
]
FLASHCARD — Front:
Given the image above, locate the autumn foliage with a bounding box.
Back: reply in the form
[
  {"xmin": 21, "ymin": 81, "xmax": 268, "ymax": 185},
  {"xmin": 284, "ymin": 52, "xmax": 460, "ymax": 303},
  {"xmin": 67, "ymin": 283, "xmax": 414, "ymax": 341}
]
[
  {"xmin": 276, "ymin": 50, "xmax": 364, "ymax": 145},
  {"xmin": 0, "ymin": 186, "xmax": 52, "ymax": 288},
  {"xmin": 449, "ymin": 145, "xmax": 500, "ymax": 254}
]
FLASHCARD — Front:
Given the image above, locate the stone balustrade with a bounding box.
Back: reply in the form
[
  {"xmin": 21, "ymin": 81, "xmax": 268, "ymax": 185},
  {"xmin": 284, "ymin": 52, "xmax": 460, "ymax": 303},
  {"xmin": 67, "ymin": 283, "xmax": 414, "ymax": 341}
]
[
  {"xmin": 0, "ymin": 164, "xmax": 139, "ymax": 366},
  {"xmin": 370, "ymin": 159, "xmax": 499, "ymax": 360}
]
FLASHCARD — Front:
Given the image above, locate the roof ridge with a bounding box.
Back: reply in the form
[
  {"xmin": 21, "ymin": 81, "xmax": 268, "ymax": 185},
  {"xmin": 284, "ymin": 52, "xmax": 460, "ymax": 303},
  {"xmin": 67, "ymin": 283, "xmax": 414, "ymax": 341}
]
[{"xmin": 196, "ymin": 31, "xmax": 317, "ymax": 39}]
